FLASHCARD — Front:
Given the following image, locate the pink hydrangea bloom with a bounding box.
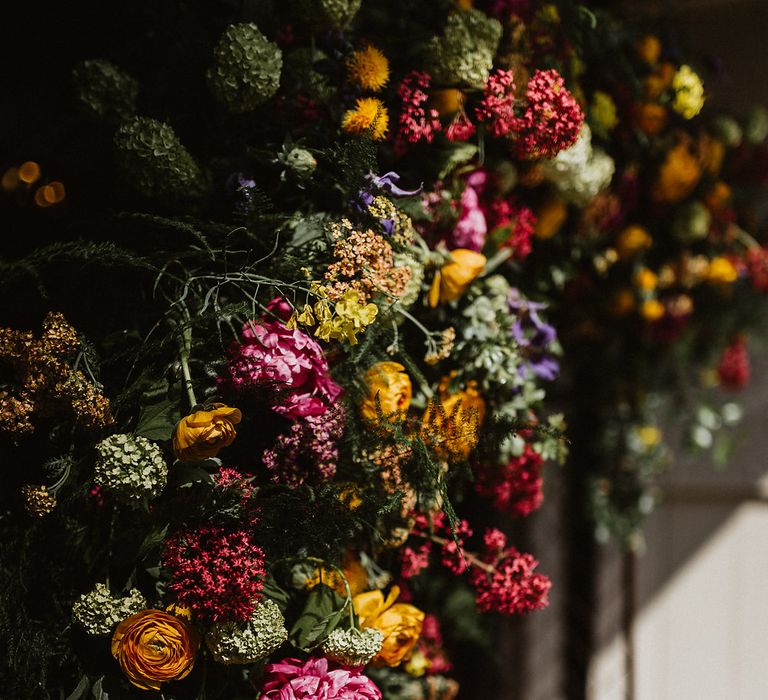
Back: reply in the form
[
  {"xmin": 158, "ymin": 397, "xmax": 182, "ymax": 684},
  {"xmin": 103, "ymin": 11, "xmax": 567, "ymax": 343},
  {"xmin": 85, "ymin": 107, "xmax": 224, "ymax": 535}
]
[
  {"xmin": 260, "ymin": 657, "xmax": 382, "ymax": 700},
  {"xmin": 512, "ymin": 69, "xmax": 584, "ymax": 159},
  {"xmin": 219, "ymin": 320, "xmax": 343, "ymax": 420},
  {"xmin": 162, "ymin": 525, "xmax": 265, "ymax": 623}
]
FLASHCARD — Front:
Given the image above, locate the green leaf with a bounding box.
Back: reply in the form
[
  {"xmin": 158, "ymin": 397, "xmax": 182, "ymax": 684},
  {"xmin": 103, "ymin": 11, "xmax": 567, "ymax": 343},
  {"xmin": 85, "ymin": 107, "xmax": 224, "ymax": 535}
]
[
  {"xmin": 135, "ymin": 379, "xmax": 183, "ymax": 441},
  {"xmin": 261, "ymin": 573, "xmax": 291, "ymax": 611},
  {"xmin": 91, "ymin": 677, "xmax": 108, "ymax": 700},
  {"xmin": 137, "ymin": 525, "xmax": 169, "ymax": 560},
  {"xmin": 289, "ymin": 584, "xmax": 346, "ymax": 651},
  {"xmin": 170, "ymin": 461, "xmax": 217, "ymax": 488},
  {"xmin": 438, "ymin": 142, "xmax": 478, "ymax": 180},
  {"xmin": 65, "ymin": 676, "xmax": 90, "ymax": 700}
]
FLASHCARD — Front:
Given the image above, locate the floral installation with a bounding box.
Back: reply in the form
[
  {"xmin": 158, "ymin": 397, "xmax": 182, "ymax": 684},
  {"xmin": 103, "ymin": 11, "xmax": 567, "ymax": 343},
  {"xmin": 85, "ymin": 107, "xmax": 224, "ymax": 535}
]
[{"xmin": 1, "ymin": 0, "xmax": 766, "ymax": 698}]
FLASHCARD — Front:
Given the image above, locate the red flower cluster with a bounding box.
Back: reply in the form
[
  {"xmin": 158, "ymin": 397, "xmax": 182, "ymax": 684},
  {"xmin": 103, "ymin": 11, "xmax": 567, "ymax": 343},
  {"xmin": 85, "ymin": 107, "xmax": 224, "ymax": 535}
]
[
  {"xmin": 445, "ymin": 111, "xmax": 476, "ymax": 143},
  {"xmin": 718, "ymin": 338, "xmax": 750, "ymax": 390},
  {"xmin": 395, "ymin": 71, "xmax": 442, "ymax": 147},
  {"xmin": 417, "ymin": 614, "xmax": 453, "ymax": 675},
  {"xmin": 400, "ymin": 513, "xmax": 551, "ymax": 616},
  {"xmin": 746, "ymin": 246, "xmax": 768, "ymax": 292},
  {"xmin": 512, "ymin": 69, "xmax": 584, "ymax": 159},
  {"xmin": 475, "ymin": 69, "xmax": 517, "ymax": 138},
  {"xmin": 162, "ymin": 525, "xmax": 265, "ymax": 623},
  {"xmin": 490, "ymin": 199, "xmax": 537, "ymax": 260},
  {"xmin": 476, "ymin": 444, "xmax": 544, "ymax": 517},
  {"xmin": 469, "ymin": 529, "xmax": 551, "ymax": 615}
]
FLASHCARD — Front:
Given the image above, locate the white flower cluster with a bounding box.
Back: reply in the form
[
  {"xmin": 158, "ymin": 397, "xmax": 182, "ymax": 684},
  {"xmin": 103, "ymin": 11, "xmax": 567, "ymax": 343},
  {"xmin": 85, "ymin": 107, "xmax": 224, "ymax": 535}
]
[
  {"xmin": 206, "ymin": 598, "xmax": 288, "ymax": 665},
  {"xmin": 322, "ymin": 627, "xmax": 384, "ymax": 667},
  {"xmin": 93, "ymin": 433, "xmax": 168, "ymax": 503},
  {"xmin": 72, "ymin": 583, "xmax": 146, "ymax": 635},
  {"xmin": 543, "ymin": 125, "xmax": 615, "ymax": 206}
]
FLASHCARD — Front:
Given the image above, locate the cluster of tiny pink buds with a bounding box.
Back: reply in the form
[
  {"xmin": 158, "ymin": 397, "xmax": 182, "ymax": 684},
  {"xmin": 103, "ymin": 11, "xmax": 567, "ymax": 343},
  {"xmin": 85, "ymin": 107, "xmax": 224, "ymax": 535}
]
[
  {"xmin": 395, "ymin": 71, "xmax": 442, "ymax": 147},
  {"xmin": 512, "ymin": 69, "xmax": 584, "ymax": 159},
  {"xmin": 475, "ymin": 69, "xmax": 517, "ymax": 138},
  {"xmin": 162, "ymin": 525, "xmax": 265, "ymax": 623},
  {"xmin": 470, "ymin": 528, "xmax": 551, "ymax": 615},
  {"xmin": 445, "ymin": 111, "xmax": 476, "ymax": 142},
  {"xmin": 475, "ymin": 444, "xmax": 544, "ymax": 517}
]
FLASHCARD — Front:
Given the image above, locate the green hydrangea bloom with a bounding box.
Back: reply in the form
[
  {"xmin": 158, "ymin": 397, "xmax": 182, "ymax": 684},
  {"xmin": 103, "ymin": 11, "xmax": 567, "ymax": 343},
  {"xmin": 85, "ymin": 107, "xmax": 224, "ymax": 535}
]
[
  {"xmin": 93, "ymin": 433, "xmax": 168, "ymax": 503},
  {"xmin": 425, "ymin": 9, "xmax": 502, "ymax": 89},
  {"xmin": 73, "ymin": 59, "xmax": 138, "ymax": 124},
  {"xmin": 208, "ymin": 23, "xmax": 282, "ymax": 113},
  {"xmin": 72, "ymin": 583, "xmax": 146, "ymax": 635},
  {"xmin": 321, "ymin": 627, "xmax": 384, "ymax": 667},
  {"xmin": 114, "ymin": 117, "xmax": 206, "ymax": 201},
  {"xmin": 206, "ymin": 598, "xmax": 288, "ymax": 664}
]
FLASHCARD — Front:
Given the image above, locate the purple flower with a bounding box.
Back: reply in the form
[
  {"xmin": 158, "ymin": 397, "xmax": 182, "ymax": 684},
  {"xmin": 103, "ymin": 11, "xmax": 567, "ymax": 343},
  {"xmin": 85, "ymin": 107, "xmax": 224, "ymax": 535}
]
[
  {"xmin": 262, "ymin": 403, "xmax": 346, "ymax": 486},
  {"xmin": 260, "ymin": 657, "xmax": 382, "ymax": 700},
  {"xmin": 366, "ymin": 171, "xmax": 423, "ymax": 197},
  {"xmin": 358, "ymin": 172, "xmax": 423, "ymax": 235},
  {"xmin": 509, "ymin": 289, "xmax": 560, "ymax": 381}
]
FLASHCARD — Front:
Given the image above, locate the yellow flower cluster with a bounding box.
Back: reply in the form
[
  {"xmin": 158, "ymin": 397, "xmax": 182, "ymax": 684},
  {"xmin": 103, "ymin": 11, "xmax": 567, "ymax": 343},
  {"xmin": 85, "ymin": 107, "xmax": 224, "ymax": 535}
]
[
  {"xmin": 291, "ymin": 286, "xmax": 378, "ymax": 345},
  {"xmin": 342, "ymin": 97, "xmax": 389, "ymax": 140},
  {"xmin": 672, "ymin": 65, "xmax": 705, "ymax": 120},
  {"xmin": 346, "ymin": 45, "xmax": 390, "ymax": 92},
  {"xmin": 421, "ymin": 373, "xmax": 486, "ymax": 461}
]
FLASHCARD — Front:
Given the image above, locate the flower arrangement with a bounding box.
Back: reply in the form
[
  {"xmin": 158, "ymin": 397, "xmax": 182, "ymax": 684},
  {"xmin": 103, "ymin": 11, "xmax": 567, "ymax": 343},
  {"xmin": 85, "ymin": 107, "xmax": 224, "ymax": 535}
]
[{"xmin": 1, "ymin": 0, "xmax": 766, "ymax": 698}]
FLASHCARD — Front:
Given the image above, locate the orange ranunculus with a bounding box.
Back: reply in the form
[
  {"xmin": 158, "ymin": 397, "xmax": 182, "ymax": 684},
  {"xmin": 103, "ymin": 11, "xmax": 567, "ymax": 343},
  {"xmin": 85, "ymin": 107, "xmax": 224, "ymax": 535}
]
[
  {"xmin": 111, "ymin": 610, "xmax": 198, "ymax": 691},
  {"xmin": 615, "ymin": 225, "xmax": 652, "ymax": 260},
  {"xmin": 651, "ymin": 143, "xmax": 701, "ymax": 204},
  {"xmin": 353, "ymin": 585, "xmax": 425, "ymax": 667},
  {"xmin": 636, "ymin": 34, "xmax": 662, "ymax": 65},
  {"xmin": 172, "ymin": 403, "xmax": 241, "ymax": 461},
  {"xmin": 633, "ymin": 103, "xmax": 668, "ymax": 135},
  {"xmin": 360, "ymin": 361, "xmax": 412, "ymax": 422},
  {"xmin": 535, "ymin": 198, "xmax": 568, "ymax": 239},
  {"xmin": 420, "ymin": 374, "xmax": 485, "ymax": 461},
  {"xmin": 431, "ymin": 88, "xmax": 464, "ymax": 116},
  {"xmin": 428, "ymin": 250, "xmax": 486, "ymax": 307}
]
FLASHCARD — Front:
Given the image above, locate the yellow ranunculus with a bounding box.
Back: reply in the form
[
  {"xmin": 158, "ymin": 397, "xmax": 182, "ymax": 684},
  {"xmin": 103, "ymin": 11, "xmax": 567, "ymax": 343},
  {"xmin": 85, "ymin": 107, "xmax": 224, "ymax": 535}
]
[
  {"xmin": 706, "ymin": 256, "xmax": 738, "ymax": 284},
  {"xmin": 615, "ymin": 225, "xmax": 652, "ymax": 260},
  {"xmin": 420, "ymin": 374, "xmax": 485, "ymax": 461},
  {"xmin": 428, "ymin": 249, "xmax": 486, "ymax": 307},
  {"xmin": 636, "ymin": 34, "xmax": 662, "ymax": 65},
  {"xmin": 305, "ymin": 556, "xmax": 368, "ymax": 598},
  {"xmin": 360, "ymin": 361, "xmax": 412, "ymax": 422},
  {"xmin": 172, "ymin": 403, "xmax": 241, "ymax": 461},
  {"xmin": 634, "ymin": 267, "xmax": 658, "ymax": 292},
  {"xmin": 353, "ymin": 585, "xmax": 425, "ymax": 667},
  {"xmin": 640, "ymin": 299, "xmax": 665, "ymax": 321},
  {"xmin": 111, "ymin": 610, "xmax": 198, "ymax": 691}
]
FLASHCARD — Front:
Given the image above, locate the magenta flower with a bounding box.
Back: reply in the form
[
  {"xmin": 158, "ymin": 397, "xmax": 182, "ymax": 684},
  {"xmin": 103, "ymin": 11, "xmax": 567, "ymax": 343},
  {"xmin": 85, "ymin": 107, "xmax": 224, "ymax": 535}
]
[
  {"xmin": 220, "ymin": 320, "xmax": 343, "ymax": 420},
  {"xmin": 260, "ymin": 657, "xmax": 382, "ymax": 700},
  {"xmin": 451, "ymin": 184, "xmax": 488, "ymax": 251}
]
